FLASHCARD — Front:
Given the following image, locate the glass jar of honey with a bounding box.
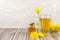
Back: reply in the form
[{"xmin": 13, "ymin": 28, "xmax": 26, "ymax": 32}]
[{"xmin": 28, "ymin": 22, "xmax": 36, "ymax": 35}]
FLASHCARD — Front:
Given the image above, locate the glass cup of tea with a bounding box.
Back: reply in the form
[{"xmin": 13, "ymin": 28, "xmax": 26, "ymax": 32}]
[{"xmin": 40, "ymin": 14, "xmax": 51, "ymax": 33}]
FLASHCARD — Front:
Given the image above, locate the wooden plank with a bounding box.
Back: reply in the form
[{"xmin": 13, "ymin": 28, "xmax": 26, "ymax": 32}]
[
  {"xmin": 0, "ymin": 28, "xmax": 17, "ymax": 40},
  {"xmin": 12, "ymin": 29, "xmax": 28, "ymax": 40},
  {"xmin": 0, "ymin": 28, "xmax": 7, "ymax": 40}
]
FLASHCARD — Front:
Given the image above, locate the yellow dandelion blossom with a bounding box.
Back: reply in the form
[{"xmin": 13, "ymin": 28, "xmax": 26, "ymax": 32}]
[
  {"xmin": 38, "ymin": 32, "xmax": 44, "ymax": 38},
  {"xmin": 34, "ymin": 8, "xmax": 41, "ymax": 13},
  {"xmin": 50, "ymin": 23, "xmax": 55, "ymax": 31},
  {"xmin": 54, "ymin": 24, "xmax": 60, "ymax": 32},
  {"xmin": 30, "ymin": 32, "xmax": 38, "ymax": 38},
  {"xmin": 55, "ymin": 24, "xmax": 60, "ymax": 29}
]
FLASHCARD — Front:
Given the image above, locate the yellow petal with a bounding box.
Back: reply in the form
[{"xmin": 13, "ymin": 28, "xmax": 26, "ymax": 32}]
[
  {"xmin": 38, "ymin": 32, "xmax": 44, "ymax": 38},
  {"xmin": 34, "ymin": 8, "xmax": 41, "ymax": 13},
  {"xmin": 55, "ymin": 24, "xmax": 60, "ymax": 29},
  {"xmin": 50, "ymin": 23, "xmax": 55, "ymax": 31},
  {"xmin": 50, "ymin": 23, "xmax": 55, "ymax": 27},
  {"xmin": 54, "ymin": 24, "xmax": 60, "ymax": 32},
  {"xmin": 30, "ymin": 32, "xmax": 38, "ymax": 38}
]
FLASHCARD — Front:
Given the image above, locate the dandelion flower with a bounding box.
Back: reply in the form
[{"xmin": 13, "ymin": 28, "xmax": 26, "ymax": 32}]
[
  {"xmin": 30, "ymin": 32, "xmax": 38, "ymax": 38},
  {"xmin": 34, "ymin": 8, "xmax": 41, "ymax": 13},
  {"xmin": 55, "ymin": 24, "xmax": 60, "ymax": 29},
  {"xmin": 50, "ymin": 23, "xmax": 55, "ymax": 31},
  {"xmin": 54, "ymin": 24, "xmax": 60, "ymax": 32},
  {"xmin": 38, "ymin": 32, "xmax": 44, "ymax": 38}
]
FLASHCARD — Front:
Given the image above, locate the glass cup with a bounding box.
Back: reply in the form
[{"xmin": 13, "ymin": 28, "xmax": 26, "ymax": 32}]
[{"xmin": 40, "ymin": 14, "xmax": 51, "ymax": 33}]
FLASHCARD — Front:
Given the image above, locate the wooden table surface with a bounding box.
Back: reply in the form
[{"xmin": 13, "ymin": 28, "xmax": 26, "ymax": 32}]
[
  {"xmin": 0, "ymin": 28, "xmax": 28, "ymax": 40},
  {"xmin": 0, "ymin": 28, "xmax": 60, "ymax": 40}
]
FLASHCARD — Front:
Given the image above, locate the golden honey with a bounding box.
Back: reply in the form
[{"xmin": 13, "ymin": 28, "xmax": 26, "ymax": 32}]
[{"xmin": 28, "ymin": 23, "xmax": 36, "ymax": 35}]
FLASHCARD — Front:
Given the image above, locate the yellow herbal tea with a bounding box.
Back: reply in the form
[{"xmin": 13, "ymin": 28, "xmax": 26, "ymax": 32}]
[{"xmin": 41, "ymin": 18, "xmax": 51, "ymax": 33}]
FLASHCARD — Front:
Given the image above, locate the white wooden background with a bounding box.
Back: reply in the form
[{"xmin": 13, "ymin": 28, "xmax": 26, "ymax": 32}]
[{"xmin": 0, "ymin": 0, "xmax": 60, "ymax": 28}]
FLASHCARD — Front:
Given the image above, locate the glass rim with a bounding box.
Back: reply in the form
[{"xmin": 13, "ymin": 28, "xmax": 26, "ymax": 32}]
[{"xmin": 40, "ymin": 14, "xmax": 51, "ymax": 18}]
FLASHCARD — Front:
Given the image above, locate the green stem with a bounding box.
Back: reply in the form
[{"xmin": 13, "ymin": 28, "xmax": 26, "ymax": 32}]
[{"xmin": 37, "ymin": 13, "xmax": 41, "ymax": 32}]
